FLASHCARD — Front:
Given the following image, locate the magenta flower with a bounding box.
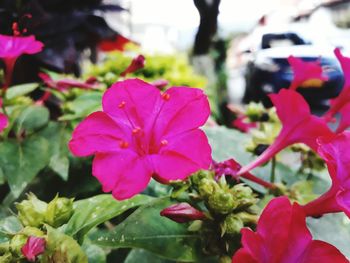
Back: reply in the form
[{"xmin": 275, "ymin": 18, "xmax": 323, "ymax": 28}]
[
  {"xmin": 303, "ymin": 132, "xmax": 350, "ymax": 218},
  {"xmin": 0, "ymin": 99, "xmax": 8, "ymax": 132},
  {"xmin": 237, "ymin": 89, "xmax": 333, "ymax": 175},
  {"xmin": 232, "ymin": 196, "xmax": 348, "ymax": 263},
  {"xmin": 69, "ymin": 79, "xmax": 212, "ymax": 200},
  {"xmin": 323, "ymin": 48, "xmax": 350, "ymax": 121},
  {"xmin": 213, "ymin": 159, "xmax": 275, "ymax": 189},
  {"xmin": 160, "ymin": 203, "xmax": 206, "ymax": 223},
  {"xmin": 232, "ymin": 115, "xmax": 257, "ymax": 133},
  {"xmin": 334, "ymin": 101, "xmax": 350, "ymax": 133},
  {"xmin": 0, "ymin": 34, "xmax": 43, "ymax": 90},
  {"xmin": 288, "ymin": 56, "xmax": 328, "ymax": 90},
  {"xmin": 120, "ymin": 55, "xmax": 145, "ymax": 77},
  {"xmin": 21, "ymin": 236, "xmax": 46, "ymax": 262}
]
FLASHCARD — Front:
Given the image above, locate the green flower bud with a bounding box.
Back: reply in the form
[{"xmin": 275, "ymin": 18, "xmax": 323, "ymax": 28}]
[
  {"xmin": 208, "ymin": 190, "xmax": 237, "ymax": 214},
  {"xmin": 219, "ymin": 255, "xmax": 232, "ymax": 263},
  {"xmin": 198, "ymin": 178, "xmax": 219, "ymax": 198},
  {"xmin": 237, "ymin": 212, "xmax": 258, "ymax": 225},
  {"xmin": 10, "ymin": 234, "xmax": 27, "ymax": 256},
  {"xmin": 245, "ymin": 102, "xmax": 265, "ymax": 122},
  {"xmin": 16, "ymin": 193, "xmax": 47, "ymax": 227},
  {"xmin": 221, "ymin": 214, "xmax": 243, "ymax": 235},
  {"xmin": 191, "ymin": 170, "xmax": 214, "ymax": 186},
  {"xmin": 45, "ymin": 195, "xmax": 74, "ymax": 227},
  {"xmin": 0, "ymin": 242, "xmax": 9, "ymax": 254},
  {"xmin": 232, "ymin": 184, "xmax": 256, "ymax": 208},
  {"xmin": 0, "ymin": 252, "xmax": 12, "ymax": 263},
  {"xmin": 21, "ymin": 227, "xmax": 45, "ymax": 238}
]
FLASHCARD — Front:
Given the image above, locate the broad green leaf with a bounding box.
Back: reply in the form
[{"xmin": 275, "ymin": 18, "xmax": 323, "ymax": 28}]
[
  {"xmin": 90, "ymin": 198, "xmax": 203, "ymax": 262},
  {"xmin": 14, "ymin": 105, "xmax": 49, "ymax": 135},
  {"xmin": 0, "ymin": 135, "xmax": 50, "ymax": 197},
  {"xmin": 0, "ymin": 216, "xmax": 22, "ymax": 243},
  {"xmin": 124, "ymin": 249, "xmax": 173, "ymax": 263},
  {"xmin": 307, "ymin": 213, "xmax": 350, "ymax": 258},
  {"xmin": 65, "ymin": 194, "xmax": 154, "ymax": 241},
  {"xmin": 6, "ymin": 83, "xmax": 39, "ymax": 100},
  {"xmin": 42, "ymin": 226, "xmax": 87, "ymax": 263},
  {"xmin": 38, "ymin": 122, "xmax": 71, "ymax": 181},
  {"xmin": 82, "ymin": 242, "xmax": 107, "ymax": 263},
  {"xmin": 60, "ymin": 92, "xmax": 102, "ymax": 121}
]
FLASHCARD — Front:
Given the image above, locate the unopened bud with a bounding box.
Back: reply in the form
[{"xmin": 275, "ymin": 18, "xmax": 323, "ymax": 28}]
[
  {"xmin": 232, "ymin": 184, "xmax": 256, "ymax": 208},
  {"xmin": 0, "ymin": 252, "xmax": 11, "ymax": 263},
  {"xmin": 221, "ymin": 214, "xmax": 243, "ymax": 235},
  {"xmin": 198, "ymin": 178, "xmax": 219, "ymax": 198},
  {"xmin": 120, "ymin": 54, "xmax": 145, "ymax": 77},
  {"xmin": 21, "ymin": 236, "xmax": 46, "ymax": 262},
  {"xmin": 208, "ymin": 190, "xmax": 237, "ymax": 214},
  {"xmin": 16, "ymin": 193, "xmax": 47, "ymax": 227},
  {"xmin": 160, "ymin": 203, "xmax": 206, "ymax": 223},
  {"xmin": 45, "ymin": 195, "xmax": 74, "ymax": 227},
  {"xmin": 10, "ymin": 234, "xmax": 27, "ymax": 256}
]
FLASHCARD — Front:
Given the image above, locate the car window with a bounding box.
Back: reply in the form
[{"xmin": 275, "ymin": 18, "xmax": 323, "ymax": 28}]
[{"xmin": 261, "ymin": 33, "xmax": 308, "ymax": 49}]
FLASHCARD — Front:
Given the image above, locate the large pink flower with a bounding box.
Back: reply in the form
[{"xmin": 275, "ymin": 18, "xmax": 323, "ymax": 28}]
[
  {"xmin": 288, "ymin": 56, "xmax": 328, "ymax": 90},
  {"xmin": 323, "ymin": 48, "xmax": 350, "ymax": 121},
  {"xmin": 69, "ymin": 79, "xmax": 212, "ymax": 200},
  {"xmin": 0, "ymin": 99, "xmax": 8, "ymax": 132},
  {"xmin": 238, "ymin": 88, "xmax": 333, "ymax": 175},
  {"xmin": 232, "ymin": 196, "xmax": 348, "ymax": 263},
  {"xmin": 0, "ymin": 34, "xmax": 43, "ymax": 89},
  {"xmin": 303, "ymin": 132, "xmax": 350, "ymax": 218}
]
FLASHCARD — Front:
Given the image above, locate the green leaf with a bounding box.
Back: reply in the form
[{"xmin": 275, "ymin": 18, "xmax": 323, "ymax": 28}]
[
  {"xmin": 65, "ymin": 194, "xmax": 154, "ymax": 242},
  {"xmin": 60, "ymin": 92, "xmax": 102, "ymax": 121},
  {"xmin": 14, "ymin": 105, "xmax": 49, "ymax": 135},
  {"xmin": 6, "ymin": 83, "xmax": 39, "ymax": 100},
  {"xmin": 42, "ymin": 226, "xmax": 87, "ymax": 263},
  {"xmin": 82, "ymin": 242, "xmax": 107, "ymax": 263},
  {"xmin": 124, "ymin": 249, "xmax": 173, "ymax": 263},
  {"xmin": 90, "ymin": 198, "xmax": 203, "ymax": 262},
  {"xmin": 307, "ymin": 213, "xmax": 350, "ymax": 258},
  {"xmin": 0, "ymin": 135, "xmax": 50, "ymax": 198},
  {"xmin": 0, "ymin": 216, "xmax": 22, "ymax": 243},
  {"xmin": 38, "ymin": 122, "xmax": 71, "ymax": 181}
]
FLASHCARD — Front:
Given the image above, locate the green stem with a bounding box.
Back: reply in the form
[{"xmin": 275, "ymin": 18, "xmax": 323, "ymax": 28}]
[{"xmin": 270, "ymin": 157, "xmax": 276, "ymax": 183}]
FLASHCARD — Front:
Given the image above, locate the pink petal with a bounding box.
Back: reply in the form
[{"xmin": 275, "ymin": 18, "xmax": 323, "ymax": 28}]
[
  {"xmin": 300, "ymin": 240, "xmax": 349, "ymax": 263},
  {"xmin": 231, "ymin": 248, "xmax": 259, "ymax": 263},
  {"xmin": 102, "ymin": 79, "xmax": 161, "ymax": 130},
  {"xmin": 0, "ymin": 35, "xmax": 43, "ymax": 58},
  {"xmin": 240, "ymin": 228, "xmax": 266, "ymax": 261},
  {"xmin": 21, "ymin": 236, "xmax": 46, "ymax": 262},
  {"xmin": 69, "ymin": 111, "xmax": 129, "ymax": 157},
  {"xmin": 153, "ymin": 86, "xmax": 210, "ymax": 139},
  {"xmin": 151, "ymin": 130, "xmax": 212, "ymax": 183},
  {"xmin": 92, "ymin": 152, "xmax": 151, "ymax": 200},
  {"xmin": 0, "ymin": 113, "xmax": 8, "ymax": 132},
  {"xmin": 238, "ymin": 89, "xmax": 332, "ymax": 175},
  {"xmin": 323, "ymin": 48, "xmax": 350, "ymax": 120},
  {"xmin": 288, "ymin": 56, "xmax": 328, "ymax": 90}
]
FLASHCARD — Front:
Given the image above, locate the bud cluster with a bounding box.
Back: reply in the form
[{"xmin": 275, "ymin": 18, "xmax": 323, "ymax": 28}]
[{"xmin": 0, "ymin": 193, "xmax": 74, "ymax": 262}]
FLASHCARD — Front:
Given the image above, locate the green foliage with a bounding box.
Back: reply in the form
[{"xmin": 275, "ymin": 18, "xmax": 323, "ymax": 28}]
[
  {"xmin": 86, "ymin": 52, "xmax": 207, "ymax": 88},
  {"xmin": 65, "ymin": 194, "xmax": 154, "ymax": 242},
  {"xmin": 90, "ymin": 198, "xmax": 203, "ymax": 262}
]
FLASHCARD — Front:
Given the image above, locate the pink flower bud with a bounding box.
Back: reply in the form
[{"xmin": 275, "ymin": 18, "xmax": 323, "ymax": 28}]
[
  {"xmin": 160, "ymin": 203, "xmax": 206, "ymax": 223},
  {"xmin": 21, "ymin": 236, "xmax": 46, "ymax": 262},
  {"xmin": 120, "ymin": 55, "xmax": 145, "ymax": 77}
]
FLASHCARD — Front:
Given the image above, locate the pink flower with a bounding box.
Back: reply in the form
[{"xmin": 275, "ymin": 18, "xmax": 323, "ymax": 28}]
[
  {"xmin": 334, "ymin": 101, "xmax": 350, "ymax": 133},
  {"xmin": 303, "ymin": 132, "xmax": 350, "ymax": 218},
  {"xmin": 0, "ymin": 34, "xmax": 43, "ymax": 90},
  {"xmin": 69, "ymin": 79, "xmax": 212, "ymax": 200},
  {"xmin": 323, "ymin": 48, "xmax": 350, "ymax": 121},
  {"xmin": 0, "ymin": 99, "xmax": 8, "ymax": 132},
  {"xmin": 160, "ymin": 203, "xmax": 206, "ymax": 223},
  {"xmin": 288, "ymin": 56, "xmax": 328, "ymax": 90},
  {"xmin": 213, "ymin": 159, "xmax": 275, "ymax": 189},
  {"xmin": 232, "ymin": 196, "xmax": 348, "ymax": 263},
  {"xmin": 232, "ymin": 115, "xmax": 257, "ymax": 133},
  {"xmin": 120, "ymin": 55, "xmax": 145, "ymax": 77},
  {"xmin": 21, "ymin": 236, "xmax": 46, "ymax": 262},
  {"xmin": 237, "ymin": 89, "xmax": 333, "ymax": 175}
]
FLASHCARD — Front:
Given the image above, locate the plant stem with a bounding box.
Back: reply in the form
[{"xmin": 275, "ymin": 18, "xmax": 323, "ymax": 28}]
[{"xmin": 270, "ymin": 157, "xmax": 276, "ymax": 183}]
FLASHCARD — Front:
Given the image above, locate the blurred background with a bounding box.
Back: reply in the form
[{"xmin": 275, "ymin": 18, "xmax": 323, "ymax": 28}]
[{"xmin": 1, "ymin": 0, "xmax": 350, "ymax": 122}]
